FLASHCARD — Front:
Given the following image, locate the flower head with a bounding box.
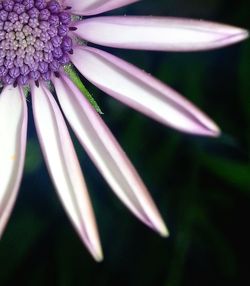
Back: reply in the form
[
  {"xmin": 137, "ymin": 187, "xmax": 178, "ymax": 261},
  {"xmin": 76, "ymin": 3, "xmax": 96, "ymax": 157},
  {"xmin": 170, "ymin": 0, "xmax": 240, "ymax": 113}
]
[{"xmin": 0, "ymin": 0, "xmax": 248, "ymax": 261}]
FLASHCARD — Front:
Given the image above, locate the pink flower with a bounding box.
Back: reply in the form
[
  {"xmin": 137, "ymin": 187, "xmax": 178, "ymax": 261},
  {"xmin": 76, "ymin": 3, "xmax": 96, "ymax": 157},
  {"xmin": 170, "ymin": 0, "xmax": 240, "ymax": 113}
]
[{"xmin": 0, "ymin": 0, "xmax": 248, "ymax": 261}]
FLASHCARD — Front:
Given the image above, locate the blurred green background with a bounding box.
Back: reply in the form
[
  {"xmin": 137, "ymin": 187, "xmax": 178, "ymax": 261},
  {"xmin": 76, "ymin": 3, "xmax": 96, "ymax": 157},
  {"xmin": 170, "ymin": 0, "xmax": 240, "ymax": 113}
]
[{"xmin": 0, "ymin": 0, "xmax": 249, "ymax": 285}]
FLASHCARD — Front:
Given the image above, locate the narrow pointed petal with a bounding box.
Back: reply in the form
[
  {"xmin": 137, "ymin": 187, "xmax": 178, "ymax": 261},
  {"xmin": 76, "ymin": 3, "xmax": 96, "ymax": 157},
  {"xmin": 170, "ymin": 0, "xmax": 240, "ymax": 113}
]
[
  {"xmin": 31, "ymin": 82, "xmax": 102, "ymax": 261},
  {"xmin": 64, "ymin": 0, "xmax": 139, "ymax": 16},
  {"xmin": 71, "ymin": 46, "xmax": 220, "ymax": 136},
  {"xmin": 0, "ymin": 86, "xmax": 27, "ymax": 237},
  {"xmin": 52, "ymin": 74, "xmax": 168, "ymax": 237},
  {"xmin": 72, "ymin": 17, "xmax": 248, "ymax": 51}
]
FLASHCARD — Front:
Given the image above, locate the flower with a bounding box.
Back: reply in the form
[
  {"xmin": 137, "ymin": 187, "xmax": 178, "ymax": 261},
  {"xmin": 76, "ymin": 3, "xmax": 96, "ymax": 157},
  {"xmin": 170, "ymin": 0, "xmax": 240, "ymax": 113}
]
[{"xmin": 0, "ymin": 0, "xmax": 248, "ymax": 261}]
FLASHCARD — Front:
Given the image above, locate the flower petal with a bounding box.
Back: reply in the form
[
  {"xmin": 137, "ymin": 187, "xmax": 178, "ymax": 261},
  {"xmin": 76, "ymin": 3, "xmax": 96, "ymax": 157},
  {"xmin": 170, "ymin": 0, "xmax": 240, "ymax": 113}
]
[
  {"xmin": 0, "ymin": 86, "xmax": 27, "ymax": 237},
  {"xmin": 72, "ymin": 17, "xmax": 248, "ymax": 51},
  {"xmin": 31, "ymin": 82, "xmax": 102, "ymax": 261},
  {"xmin": 52, "ymin": 74, "xmax": 168, "ymax": 237},
  {"xmin": 70, "ymin": 46, "xmax": 220, "ymax": 136},
  {"xmin": 64, "ymin": 0, "xmax": 139, "ymax": 16}
]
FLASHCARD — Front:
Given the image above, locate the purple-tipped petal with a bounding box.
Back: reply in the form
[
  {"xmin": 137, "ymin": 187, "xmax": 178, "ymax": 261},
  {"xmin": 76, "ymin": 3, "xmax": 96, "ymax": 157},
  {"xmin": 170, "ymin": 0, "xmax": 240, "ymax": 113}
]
[
  {"xmin": 73, "ymin": 17, "xmax": 248, "ymax": 51},
  {"xmin": 64, "ymin": 0, "xmax": 139, "ymax": 16},
  {"xmin": 0, "ymin": 86, "xmax": 27, "ymax": 237},
  {"xmin": 70, "ymin": 46, "xmax": 220, "ymax": 136},
  {"xmin": 31, "ymin": 82, "xmax": 103, "ymax": 262},
  {"xmin": 52, "ymin": 74, "xmax": 168, "ymax": 237}
]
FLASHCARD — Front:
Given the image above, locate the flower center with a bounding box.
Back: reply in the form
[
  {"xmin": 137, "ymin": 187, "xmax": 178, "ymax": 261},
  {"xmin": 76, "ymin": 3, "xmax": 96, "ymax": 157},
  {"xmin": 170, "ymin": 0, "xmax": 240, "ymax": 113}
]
[{"xmin": 0, "ymin": 0, "xmax": 73, "ymax": 86}]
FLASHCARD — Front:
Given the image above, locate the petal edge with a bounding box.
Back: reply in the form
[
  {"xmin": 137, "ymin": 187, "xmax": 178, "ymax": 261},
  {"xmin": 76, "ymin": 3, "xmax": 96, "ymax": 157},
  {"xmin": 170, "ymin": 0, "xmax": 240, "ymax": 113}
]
[
  {"xmin": 0, "ymin": 86, "xmax": 27, "ymax": 237},
  {"xmin": 72, "ymin": 17, "xmax": 248, "ymax": 51},
  {"xmin": 53, "ymin": 74, "xmax": 169, "ymax": 237},
  {"xmin": 31, "ymin": 82, "xmax": 103, "ymax": 261},
  {"xmin": 70, "ymin": 46, "xmax": 220, "ymax": 136},
  {"xmin": 64, "ymin": 0, "xmax": 139, "ymax": 16}
]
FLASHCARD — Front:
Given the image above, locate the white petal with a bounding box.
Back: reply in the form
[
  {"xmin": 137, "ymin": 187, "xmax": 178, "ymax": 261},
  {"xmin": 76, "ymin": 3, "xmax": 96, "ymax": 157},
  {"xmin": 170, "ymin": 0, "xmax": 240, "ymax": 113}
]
[
  {"xmin": 31, "ymin": 82, "xmax": 102, "ymax": 261},
  {"xmin": 0, "ymin": 86, "xmax": 27, "ymax": 237},
  {"xmin": 72, "ymin": 17, "xmax": 248, "ymax": 51},
  {"xmin": 70, "ymin": 46, "xmax": 220, "ymax": 136},
  {"xmin": 52, "ymin": 74, "xmax": 168, "ymax": 237},
  {"xmin": 64, "ymin": 0, "xmax": 139, "ymax": 16}
]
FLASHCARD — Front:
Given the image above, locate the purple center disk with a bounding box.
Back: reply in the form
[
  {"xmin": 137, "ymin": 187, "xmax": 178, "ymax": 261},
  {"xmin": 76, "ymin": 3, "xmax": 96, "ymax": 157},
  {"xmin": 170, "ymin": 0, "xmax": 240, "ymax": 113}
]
[{"xmin": 0, "ymin": 0, "xmax": 73, "ymax": 86}]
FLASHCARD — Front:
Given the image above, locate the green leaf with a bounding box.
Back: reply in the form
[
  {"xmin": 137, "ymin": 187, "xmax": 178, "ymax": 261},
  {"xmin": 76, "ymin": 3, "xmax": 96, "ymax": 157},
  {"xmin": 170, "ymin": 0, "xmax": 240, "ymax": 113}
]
[
  {"xmin": 194, "ymin": 206, "xmax": 237, "ymax": 277},
  {"xmin": 64, "ymin": 65, "xmax": 103, "ymax": 114},
  {"xmin": 201, "ymin": 154, "xmax": 250, "ymax": 192},
  {"xmin": 0, "ymin": 211, "xmax": 47, "ymax": 284},
  {"xmin": 24, "ymin": 138, "xmax": 43, "ymax": 174}
]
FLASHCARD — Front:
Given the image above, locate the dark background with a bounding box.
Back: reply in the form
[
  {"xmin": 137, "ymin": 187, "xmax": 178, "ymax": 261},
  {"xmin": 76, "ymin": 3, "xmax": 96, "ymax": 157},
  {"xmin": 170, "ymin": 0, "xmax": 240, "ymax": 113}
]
[{"xmin": 0, "ymin": 0, "xmax": 249, "ymax": 285}]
